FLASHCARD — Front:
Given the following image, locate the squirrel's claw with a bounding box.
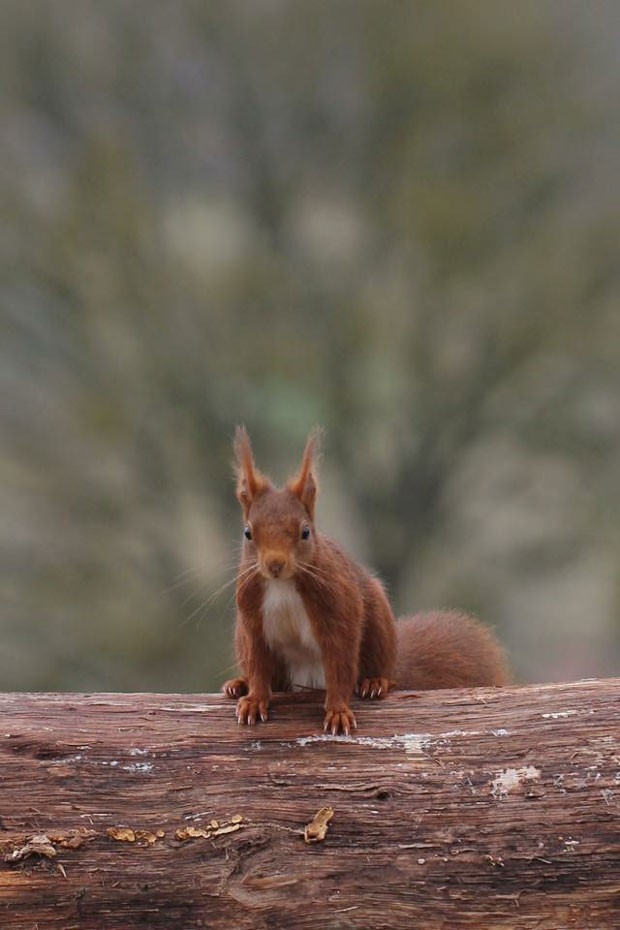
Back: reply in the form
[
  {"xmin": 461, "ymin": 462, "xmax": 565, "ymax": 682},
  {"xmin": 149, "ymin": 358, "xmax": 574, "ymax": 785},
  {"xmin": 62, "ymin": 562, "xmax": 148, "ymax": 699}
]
[
  {"xmin": 236, "ymin": 695, "xmax": 269, "ymax": 726},
  {"xmin": 323, "ymin": 706, "xmax": 357, "ymax": 737},
  {"xmin": 357, "ymin": 677, "xmax": 392, "ymax": 700},
  {"xmin": 223, "ymin": 677, "xmax": 248, "ymax": 699}
]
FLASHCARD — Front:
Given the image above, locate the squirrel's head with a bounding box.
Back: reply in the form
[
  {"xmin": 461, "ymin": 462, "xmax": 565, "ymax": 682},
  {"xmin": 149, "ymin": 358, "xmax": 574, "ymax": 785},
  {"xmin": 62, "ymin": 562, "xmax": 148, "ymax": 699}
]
[{"xmin": 233, "ymin": 426, "xmax": 321, "ymax": 581}]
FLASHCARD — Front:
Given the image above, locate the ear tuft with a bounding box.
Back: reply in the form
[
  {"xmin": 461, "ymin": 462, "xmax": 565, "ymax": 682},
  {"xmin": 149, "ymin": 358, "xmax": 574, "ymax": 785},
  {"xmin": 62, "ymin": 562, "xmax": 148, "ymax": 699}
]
[
  {"xmin": 233, "ymin": 425, "xmax": 268, "ymax": 515},
  {"xmin": 288, "ymin": 427, "xmax": 322, "ymax": 519}
]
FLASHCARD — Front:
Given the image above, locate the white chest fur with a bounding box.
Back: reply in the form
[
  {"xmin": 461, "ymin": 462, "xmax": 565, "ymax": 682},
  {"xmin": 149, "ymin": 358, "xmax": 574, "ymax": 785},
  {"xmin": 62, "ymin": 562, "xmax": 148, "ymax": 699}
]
[{"xmin": 261, "ymin": 579, "xmax": 325, "ymax": 689}]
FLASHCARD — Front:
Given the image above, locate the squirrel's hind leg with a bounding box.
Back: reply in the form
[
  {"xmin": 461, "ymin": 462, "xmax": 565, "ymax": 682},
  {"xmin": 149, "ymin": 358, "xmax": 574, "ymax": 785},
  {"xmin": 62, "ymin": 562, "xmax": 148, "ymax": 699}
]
[
  {"xmin": 222, "ymin": 657, "xmax": 290, "ymax": 698},
  {"xmin": 223, "ymin": 677, "xmax": 248, "ymax": 699},
  {"xmin": 356, "ymin": 676, "xmax": 393, "ymax": 699},
  {"xmin": 356, "ymin": 577, "xmax": 397, "ymax": 701}
]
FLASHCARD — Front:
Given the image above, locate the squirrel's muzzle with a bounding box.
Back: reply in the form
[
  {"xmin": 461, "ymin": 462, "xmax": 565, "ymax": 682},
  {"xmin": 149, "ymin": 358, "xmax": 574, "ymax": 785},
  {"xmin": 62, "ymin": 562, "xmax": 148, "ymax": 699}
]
[{"xmin": 262, "ymin": 552, "xmax": 290, "ymax": 580}]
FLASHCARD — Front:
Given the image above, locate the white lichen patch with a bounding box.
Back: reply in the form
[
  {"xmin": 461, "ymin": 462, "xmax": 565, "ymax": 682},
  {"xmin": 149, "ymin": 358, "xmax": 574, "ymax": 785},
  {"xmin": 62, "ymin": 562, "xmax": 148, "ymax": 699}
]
[
  {"xmin": 294, "ymin": 733, "xmax": 433, "ymax": 753},
  {"xmin": 48, "ymin": 754, "xmax": 84, "ymax": 765},
  {"xmin": 158, "ymin": 703, "xmax": 217, "ymax": 713},
  {"xmin": 295, "ymin": 733, "xmax": 415, "ymax": 750},
  {"xmin": 46, "ymin": 738, "xmax": 158, "ymax": 771},
  {"xmin": 49, "ymin": 755, "xmax": 155, "ymax": 774},
  {"xmin": 295, "ymin": 728, "xmax": 509, "ymax": 753},
  {"xmin": 542, "ymin": 711, "xmax": 577, "ymax": 720},
  {"xmin": 122, "ymin": 762, "xmax": 154, "ymax": 774},
  {"xmin": 491, "ymin": 765, "xmax": 541, "ymax": 799},
  {"xmin": 401, "ymin": 733, "xmax": 432, "ymax": 754}
]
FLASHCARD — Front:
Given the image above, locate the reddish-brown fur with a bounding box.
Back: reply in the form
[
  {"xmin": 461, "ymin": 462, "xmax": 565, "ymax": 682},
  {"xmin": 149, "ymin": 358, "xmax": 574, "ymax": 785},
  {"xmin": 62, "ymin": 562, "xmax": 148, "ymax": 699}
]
[
  {"xmin": 395, "ymin": 611, "xmax": 509, "ymax": 689},
  {"xmin": 223, "ymin": 428, "xmax": 508, "ymax": 735}
]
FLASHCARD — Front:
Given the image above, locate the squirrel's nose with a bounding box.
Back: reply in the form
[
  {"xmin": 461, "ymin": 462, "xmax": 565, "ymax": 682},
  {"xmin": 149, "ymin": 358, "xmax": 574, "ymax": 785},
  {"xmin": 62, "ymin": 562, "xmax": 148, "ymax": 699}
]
[{"xmin": 266, "ymin": 558, "xmax": 285, "ymax": 578}]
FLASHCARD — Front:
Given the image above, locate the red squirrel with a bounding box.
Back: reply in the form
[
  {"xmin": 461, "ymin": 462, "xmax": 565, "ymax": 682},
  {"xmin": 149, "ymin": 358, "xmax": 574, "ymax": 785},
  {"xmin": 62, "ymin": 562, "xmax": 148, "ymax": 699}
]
[{"xmin": 223, "ymin": 428, "xmax": 508, "ymax": 735}]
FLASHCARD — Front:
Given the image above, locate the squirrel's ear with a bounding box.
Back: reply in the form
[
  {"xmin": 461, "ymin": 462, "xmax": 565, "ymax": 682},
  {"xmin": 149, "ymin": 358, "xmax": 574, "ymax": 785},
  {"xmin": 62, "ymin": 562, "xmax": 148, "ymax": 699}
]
[
  {"xmin": 233, "ymin": 426, "xmax": 268, "ymax": 516},
  {"xmin": 288, "ymin": 428, "xmax": 322, "ymax": 520}
]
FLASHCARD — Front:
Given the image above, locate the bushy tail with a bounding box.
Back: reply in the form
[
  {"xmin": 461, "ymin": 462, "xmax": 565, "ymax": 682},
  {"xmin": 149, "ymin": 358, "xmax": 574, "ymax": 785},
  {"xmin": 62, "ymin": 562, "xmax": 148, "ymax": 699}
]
[{"xmin": 395, "ymin": 610, "xmax": 509, "ymax": 690}]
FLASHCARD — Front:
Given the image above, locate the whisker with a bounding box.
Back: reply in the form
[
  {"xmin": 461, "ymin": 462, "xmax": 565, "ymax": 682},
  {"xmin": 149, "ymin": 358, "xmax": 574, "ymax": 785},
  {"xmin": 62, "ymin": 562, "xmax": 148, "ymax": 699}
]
[
  {"xmin": 161, "ymin": 546, "xmax": 244, "ymax": 598},
  {"xmin": 218, "ymin": 659, "xmax": 242, "ymax": 678},
  {"xmin": 297, "ymin": 561, "xmax": 331, "ymax": 587},
  {"xmin": 204, "ymin": 575, "xmax": 239, "ymax": 604},
  {"xmin": 160, "ymin": 567, "xmax": 201, "ymax": 596},
  {"xmin": 236, "ymin": 564, "xmax": 260, "ymax": 595},
  {"xmin": 179, "ymin": 583, "xmax": 238, "ymax": 629},
  {"xmin": 180, "ymin": 586, "xmax": 207, "ymax": 612},
  {"xmin": 179, "ymin": 562, "xmax": 260, "ymax": 629},
  {"xmin": 179, "ymin": 597, "xmax": 212, "ymax": 629}
]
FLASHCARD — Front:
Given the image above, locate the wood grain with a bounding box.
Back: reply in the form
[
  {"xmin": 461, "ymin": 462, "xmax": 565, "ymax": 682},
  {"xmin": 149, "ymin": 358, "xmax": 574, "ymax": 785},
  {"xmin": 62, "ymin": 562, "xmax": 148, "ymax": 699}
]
[{"xmin": 1, "ymin": 681, "xmax": 619, "ymax": 929}]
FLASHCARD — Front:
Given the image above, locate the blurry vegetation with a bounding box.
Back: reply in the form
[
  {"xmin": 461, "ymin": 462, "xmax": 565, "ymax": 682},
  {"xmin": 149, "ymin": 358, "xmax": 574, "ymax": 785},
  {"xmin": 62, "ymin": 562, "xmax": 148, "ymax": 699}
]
[{"xmin": 1, "ymin": 1, "xmax": 619, "ymax": 691}]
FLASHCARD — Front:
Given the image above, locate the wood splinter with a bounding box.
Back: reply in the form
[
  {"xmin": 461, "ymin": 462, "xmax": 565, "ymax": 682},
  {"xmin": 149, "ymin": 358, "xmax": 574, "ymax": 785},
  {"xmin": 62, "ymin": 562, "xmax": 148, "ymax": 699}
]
[{"xmin": 303, "ymin": 806, "xmax": 334, "ymax": 844}]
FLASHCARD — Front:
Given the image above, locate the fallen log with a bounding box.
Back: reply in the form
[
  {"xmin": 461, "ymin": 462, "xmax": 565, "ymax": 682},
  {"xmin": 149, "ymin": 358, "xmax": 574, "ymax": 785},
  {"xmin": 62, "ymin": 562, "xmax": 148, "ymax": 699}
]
[{"xmin": 1, "ymin": 680, "xmax": 619, "ymax": 929}]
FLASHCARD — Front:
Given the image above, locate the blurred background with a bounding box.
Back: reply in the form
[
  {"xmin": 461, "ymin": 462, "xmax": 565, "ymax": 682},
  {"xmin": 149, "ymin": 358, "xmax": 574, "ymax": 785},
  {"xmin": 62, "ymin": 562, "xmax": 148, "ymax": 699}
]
[{"xmin": 2, "ymin": 1, "xmax": 619, "ymax": 693}]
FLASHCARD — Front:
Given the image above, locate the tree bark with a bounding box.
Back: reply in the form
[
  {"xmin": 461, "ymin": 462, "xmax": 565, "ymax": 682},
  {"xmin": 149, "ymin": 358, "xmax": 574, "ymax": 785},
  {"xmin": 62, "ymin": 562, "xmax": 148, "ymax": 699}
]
[{"xmin": 1, "ymin": 680, "xmax": 619, "ymax": 929}]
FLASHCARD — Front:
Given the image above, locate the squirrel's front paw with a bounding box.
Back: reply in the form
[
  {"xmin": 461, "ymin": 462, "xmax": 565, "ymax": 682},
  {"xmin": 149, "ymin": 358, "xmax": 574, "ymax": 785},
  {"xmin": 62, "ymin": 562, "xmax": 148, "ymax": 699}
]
[
  {"xmin": 223, "ymin": 677, "xmax": 248, "ymax": 699},
  {"xmin": 323, "ymin": 705, "xmax": 357, "ymax": 737},
  {"xmin": 236, "ymin": 694, "xmax": 269, "ymax": 726},
  {"xmin": 356, "ymin": 677, "xmax": 392, "ymax": 700}
]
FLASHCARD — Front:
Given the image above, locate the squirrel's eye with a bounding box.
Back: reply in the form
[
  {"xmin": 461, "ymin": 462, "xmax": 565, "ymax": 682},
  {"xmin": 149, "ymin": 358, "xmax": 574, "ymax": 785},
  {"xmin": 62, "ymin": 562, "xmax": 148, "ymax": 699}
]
[
  {"xmin": 243, "ymin": 525, "xmax": 252, "ymax": 541},
  {"xmin": 301, "ymin": 525, "xmax": 311, "ymax": 541}
]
